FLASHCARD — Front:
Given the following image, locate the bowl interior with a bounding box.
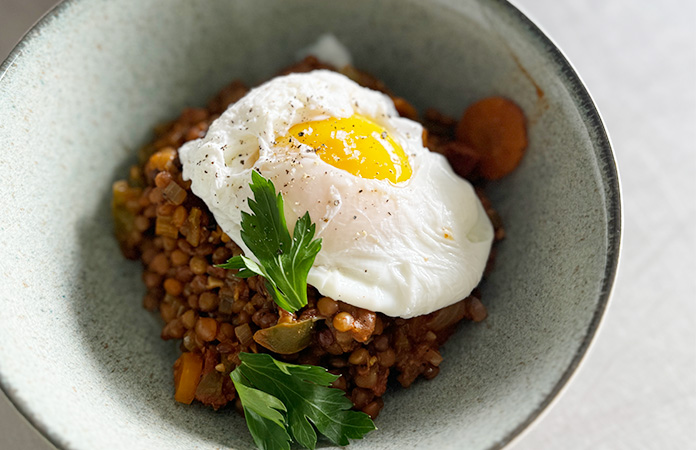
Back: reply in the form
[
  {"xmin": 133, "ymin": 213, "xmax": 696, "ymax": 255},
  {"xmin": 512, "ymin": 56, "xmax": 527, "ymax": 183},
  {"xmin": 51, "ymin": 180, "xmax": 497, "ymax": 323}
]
[{"xmin": 0, "ymin": 0, "xmax": 618, "ymax": 449}]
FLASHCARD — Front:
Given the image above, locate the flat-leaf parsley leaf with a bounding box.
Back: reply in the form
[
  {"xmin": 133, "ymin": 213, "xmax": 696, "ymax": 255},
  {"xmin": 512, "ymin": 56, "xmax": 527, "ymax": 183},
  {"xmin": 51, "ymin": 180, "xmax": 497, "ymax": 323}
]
[
  {"xmin": 231, "ymin": 369, "xmax": 291, "ymax": 450},
  {"xmin": 231, "ymin": 352, "xmax": 376, "ymax": 450},
  {"xmin": 217, "ymin": 171, "xmax": 322, "ymax": 313}
]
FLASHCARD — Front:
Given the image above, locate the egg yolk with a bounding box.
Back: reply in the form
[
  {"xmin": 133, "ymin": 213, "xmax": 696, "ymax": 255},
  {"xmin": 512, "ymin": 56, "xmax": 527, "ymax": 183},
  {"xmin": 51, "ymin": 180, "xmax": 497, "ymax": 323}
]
[{"xmin": 287, "ymin": 115, "xmax": 412, "ymax": 183}]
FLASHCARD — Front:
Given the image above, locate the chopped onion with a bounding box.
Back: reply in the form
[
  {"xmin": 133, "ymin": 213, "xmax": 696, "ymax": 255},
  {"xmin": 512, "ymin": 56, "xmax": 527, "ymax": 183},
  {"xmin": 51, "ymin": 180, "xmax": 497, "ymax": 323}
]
[
  {"xmin": 207, "ymin": 276, "xmax": 224, "ymax": 290},
  {"xmin": 162, "ymin": 180, "xmax": 187, "ymax": 205},
  {"xmin": 235, "ymin": 323, "xmax": 253, "ymax": 347},
  {"xmin": 424, "ymin": 349, "xmax": 444, "ymax": 367},
  {"xmin": 155, "ymin": 215, "xmax": 178, "ymax": 239},
  {"xmin": 185, "ymin": 207, "xmax": 202, "ymax": 247}
]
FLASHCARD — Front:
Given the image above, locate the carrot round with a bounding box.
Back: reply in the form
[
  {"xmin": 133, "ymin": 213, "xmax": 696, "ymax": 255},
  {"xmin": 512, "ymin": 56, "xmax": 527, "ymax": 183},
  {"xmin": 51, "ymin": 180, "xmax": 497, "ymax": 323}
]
[
  {"xmin": 456, "ymin": 97, "xmax": 528, "ymax": 180},
  {"xmin": 174, "ymin": 352, "xmax": 203, "ymax": 404}
]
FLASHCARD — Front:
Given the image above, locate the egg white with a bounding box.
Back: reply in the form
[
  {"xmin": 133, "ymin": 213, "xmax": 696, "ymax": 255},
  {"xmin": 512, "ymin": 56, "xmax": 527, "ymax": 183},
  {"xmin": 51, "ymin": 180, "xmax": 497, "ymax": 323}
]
[{"xmin": 179, "ymin": 70, "xmax": 493, "ymax": 318}]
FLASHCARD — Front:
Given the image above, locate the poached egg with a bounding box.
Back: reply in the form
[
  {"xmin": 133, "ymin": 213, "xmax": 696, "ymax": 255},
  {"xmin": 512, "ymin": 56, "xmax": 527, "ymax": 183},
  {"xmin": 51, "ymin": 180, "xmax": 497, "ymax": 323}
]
[{"xmin": 179, "ymin": 70, "xmax": 493, "ymax": 318}]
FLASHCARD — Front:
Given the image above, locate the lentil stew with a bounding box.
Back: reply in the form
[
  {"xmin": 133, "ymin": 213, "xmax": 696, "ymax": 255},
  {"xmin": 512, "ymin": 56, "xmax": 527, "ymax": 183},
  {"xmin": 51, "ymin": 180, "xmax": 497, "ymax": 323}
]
[{"xmin": 112, "ymin": 57, "xmax": 510, "ymax": 421}]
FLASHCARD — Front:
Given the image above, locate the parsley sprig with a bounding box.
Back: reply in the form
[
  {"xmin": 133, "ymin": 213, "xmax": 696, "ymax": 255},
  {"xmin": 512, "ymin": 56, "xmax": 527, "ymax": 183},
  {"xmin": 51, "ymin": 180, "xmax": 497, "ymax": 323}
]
[
  {"xmin": 217, "ymin": 171, "xmax": 322, "ymax": 313},
  {"xmin": 231, "ymin": 352, "xmax": 376, "ymax": 450}
]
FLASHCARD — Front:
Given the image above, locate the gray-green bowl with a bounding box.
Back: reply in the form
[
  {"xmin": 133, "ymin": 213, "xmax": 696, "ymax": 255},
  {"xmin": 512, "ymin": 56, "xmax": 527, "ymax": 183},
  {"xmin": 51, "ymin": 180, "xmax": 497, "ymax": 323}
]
[{"xmin": 0, "ymin": 0, "xmax": 620, "ymax": 449}]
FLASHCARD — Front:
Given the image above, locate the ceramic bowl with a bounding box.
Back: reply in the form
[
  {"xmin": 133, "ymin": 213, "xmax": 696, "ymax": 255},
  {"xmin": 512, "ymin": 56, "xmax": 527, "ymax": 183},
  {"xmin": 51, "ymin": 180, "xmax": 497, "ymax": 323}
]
[{"xmin": 0, "ymin": 0, "xmax": 620, "ymax": 449}]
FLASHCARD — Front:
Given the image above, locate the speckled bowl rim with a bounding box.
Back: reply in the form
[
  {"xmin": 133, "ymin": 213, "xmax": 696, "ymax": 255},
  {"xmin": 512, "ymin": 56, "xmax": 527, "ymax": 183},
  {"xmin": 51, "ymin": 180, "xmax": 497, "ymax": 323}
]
[{"xmin": 0, "ymin": 1, "xmax": 622, "ymax": 449}]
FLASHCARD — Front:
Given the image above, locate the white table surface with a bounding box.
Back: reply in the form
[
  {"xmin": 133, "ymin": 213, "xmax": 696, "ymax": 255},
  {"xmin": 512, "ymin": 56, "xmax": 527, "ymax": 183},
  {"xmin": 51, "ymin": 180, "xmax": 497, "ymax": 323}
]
[{"xmin": 1, "ymin": 0, "xmax": 694, "ymax": 449}]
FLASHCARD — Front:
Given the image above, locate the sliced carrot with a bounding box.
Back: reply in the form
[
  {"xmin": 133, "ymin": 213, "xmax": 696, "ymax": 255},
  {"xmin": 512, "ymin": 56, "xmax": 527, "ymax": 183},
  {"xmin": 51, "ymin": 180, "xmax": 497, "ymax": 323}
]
[
  {"xmin": 174, "ymin": 352, "xmax": 203, "ymax": 404},
  {"xmin": 456, "ymin": 97, "xmax": 528, "ymax": 180}
]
